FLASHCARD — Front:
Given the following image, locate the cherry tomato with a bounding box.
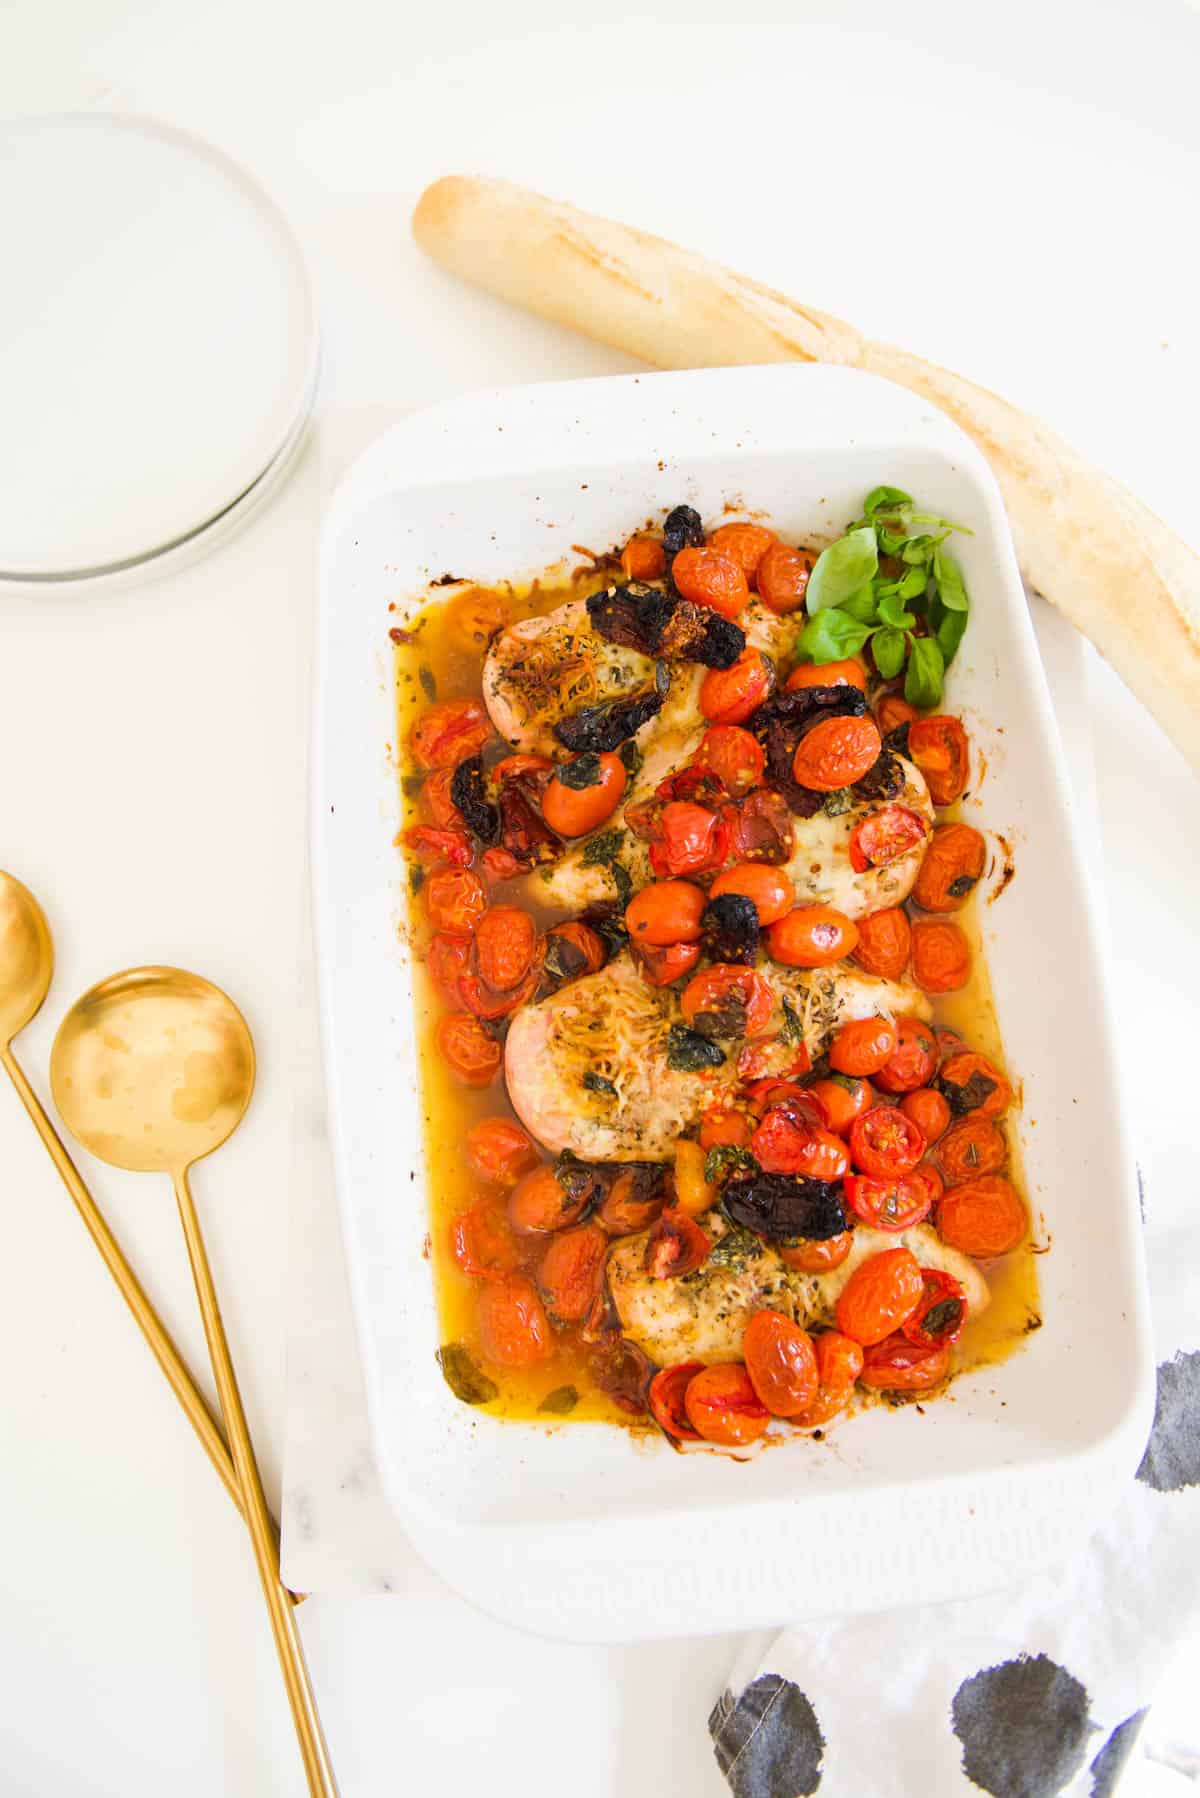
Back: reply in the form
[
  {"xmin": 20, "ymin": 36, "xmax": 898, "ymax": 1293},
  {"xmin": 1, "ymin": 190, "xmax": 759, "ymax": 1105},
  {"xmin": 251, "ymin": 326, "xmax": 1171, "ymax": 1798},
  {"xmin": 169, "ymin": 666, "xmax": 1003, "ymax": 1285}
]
[
  {"xmin": 404, "ymin": 825, "xmax": 474, "ymax": 866},
  {"xmin": 465, "ymin": 1117, "xmax": 539, "ymax": 1186},
  {"xmin": 834, "ymin": 1246, "xmax": 924, "ymax": 1345},
  {"xmin": 806, "ymin": 1075, "xmax": 873, "ymax": 1136},
  {"xmin": 425, "ymin": 867, "xmax": 487, "ymax": 935},
  {"xmin": 681, "ymin": 965, "xmax": 775, "ymax": 1038},
  {"xmin": 699, "ymin": 1106, "xmax": 752, "ymax": 1150},
  {"xmin": 477, "ymin": 1273, "xmax": 551, "ymax": 1366},
  {"xmin": 743, "ymin": 1310, "xmax": 819, "ymax": 1417},
  {"xmin": 648, "ymin": 801, "xmax": 725, "ymax": 877},
  {"xmin": 908, "ymin": 715, "xmax": 971, "ymax": 806},
  {"xmin": 851, "ymin": 907, "xmax": 911, "ymax": 980},
  {"xmin": 795, "ymin": 1330, "xmax": 863, "ymax": 1427},
  {"xmin": 938, "ymin": 1051, "xmax": 1012, "ymax": 1118},
  {"xmin": 859, "ymin": 1334, "xmax": 952, "ymax": 1392},
  {"xmin": 751, "ymin": 1108, "xmax": 850, "ymax": 1180},
  {"xmin": 828, "ymin": 1015, "xmax": 898, "ymax": 1077},
  {"xmin": 875, "ymin": 694, "xmax": 918, "ymax": 734},
  {"xmin": 736, "ymin": 1038, "xmax": 812, "ymax": 1083},
  {"xmin": 767, "ymin": 904, "xmax": 859, "ymax": 968},
  {"xmin": 724, "ymin": 789, "xmax": 795, "ymax": 865},
  {"xmin": 709, "ymin": 863, "xmax": 792, "ymax": 926},
  {"xmin": 743, "ymin": 1080, "xmax": 825, "ymax": 1122},
  {"xmin": 849, "ymin": 805, "xmax": 929, "ymax": 873},
  {"xmin": 635, "ymin": 940, "xmax": 703, "ymax": 986},
  {"xmin": 542, "ymin": 752, "xmax": 627, "ymax": 838},
  {"xmin": 597, "ymin": 1169, "xmax": 666, "ymax": 1236},
  {"xmin": 874, "ymin": 1017, "xmax": 938, "ymax": 1095},
  {"xmin": 445, "ymin": 587, "xmax": 512, "ymax": 655},
  {"xmin": 509, "ymin": 1164, "xmax": 592, "ymax": 1235},
  {"xmin": 437, "ymin": 1013, "xmax": 502, "ymax": 1086},
  {"xmin": 938, "ymin": 1113, "xmax": 1008, "ymax": 1185},
  {"xmin": 936, "ymin": 1027, "xmax": 967, "ymax": 1064},
  {"xmin": 544, "ymin": 920, "xmax": 607, "ymax": 982},
  {"xmin": 756, "ymin": 541, "xmax": 814, "ymax": 614},
  {"xmin": 778, "ymin": 1231, "xmax": 854, "ymax": 1274},
  {"xmin": 491, "ymin": 753, "xmax": 554, "ymax": 787},
  {"xmin": 899, "ymin": 1087, "xmax": 951, "ymax": 1145},
  {"xmin": 903, "ymin": 1269, "xmax": 967, "ymax": 1349},
  {"xmin": 410, "ymin": 697, "xmax": 491, "ymax": 770},
  {"xmin": 785, "ymin": 658, "xmax": 867, "ymax": 693},
  {"xmin": 480, "ymin": 846, "xmax": 524, "ymax": 883},
  {"xmin": 457, "ymin": 968, "xmax": 537, "ymax": 1021},
  {"xmin": 683, "ymin": 1363, "xmax": 770, "ymax": 1446},
  {"xmin": 913, "ymin": 822, "xmax": 986, "ymax": 913},
  {"xmin": 671, "ymin": 545, "xmax": 750, "ymax": 619},
  {"xmin": 449, "ymin": 1199, "xmax": 521, "ymax": 1280},
  {"xmin": 909, "ymin": 1160, "xmax": 945, "ymax": 1211},
  {"xmin": 621, "ymin": 535, "xmax": 667, "ymax": 580},
  {"xmin": 844, "ymin": 1172, "xmax": 933, "ymax": 1233},
  {"xmin": 625, "ymin": 880, "xmax": 706, "ymax": 946},
  {"xmin": 644, "ymin": 1207, "xmax": 711, "ymax": 1279},
  {"xmin": 422, "ymin": 767, "xmax": 465, "ymax": 829},
  {"xmin": 649, "ymin": 1362, "xmax": 704, "ymax": 1441},
  {"xmin": 695, "ymin": 725, "xmax": 764, "ymax": 796},
  {"xmin": 911, "ymin": 919, "xmax": 971, "ymax": 993},
  {"xmin": 538, "ymin": 1223, "xmax": 608, "ymax": 1322},
  {"xmin": 428, "ymin": 932, "xmax": 472, "ymax": 1002},
  {"xmin": 707, "ymin": 521, "xmax": 777, "ymax": 584},
  {"xmin": 474, "ymin": 906, "xmax": 538, "ymax": 991},
  {"xmin": 699, "ymin": 647, "xmax": 775, "ymax": 724},
  {"xmin": 792, "ymin": 715, "xmax": 882, "ymax": 792},
  {"xmin": 850, "ymin": 1105, "xmax": 927, "ymax": 1177},
  {"xmin": 937, "ymin": 1175, "xmax": 1027, "ymax": 1258}
]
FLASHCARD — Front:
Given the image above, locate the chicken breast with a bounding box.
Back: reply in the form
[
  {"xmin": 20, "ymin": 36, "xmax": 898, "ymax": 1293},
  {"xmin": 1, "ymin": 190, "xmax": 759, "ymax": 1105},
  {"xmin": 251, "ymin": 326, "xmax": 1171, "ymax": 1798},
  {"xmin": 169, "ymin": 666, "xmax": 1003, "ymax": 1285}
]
[
  {"xmin": 607, "ymin": 1213, "xmax": 989, "ymax": 1365},
  {"xmin": 483, "ymin": 598, "xmax": 656, "ymax": 756},
  {"xmin": 778, "ymin": 754, "xmax": 934, "ymax": 917},
  {"xmin": 504, "ymin": 952, "xmax": 930, "ymax": 1161}
]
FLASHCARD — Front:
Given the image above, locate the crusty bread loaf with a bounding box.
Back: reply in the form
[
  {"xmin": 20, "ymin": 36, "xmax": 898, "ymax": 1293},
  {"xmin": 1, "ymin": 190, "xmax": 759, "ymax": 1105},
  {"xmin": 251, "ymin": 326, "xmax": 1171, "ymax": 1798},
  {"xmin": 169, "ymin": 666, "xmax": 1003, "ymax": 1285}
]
[{"xmin": 413, "ymin": 175, "xmax": 1200, "ymax": 772}]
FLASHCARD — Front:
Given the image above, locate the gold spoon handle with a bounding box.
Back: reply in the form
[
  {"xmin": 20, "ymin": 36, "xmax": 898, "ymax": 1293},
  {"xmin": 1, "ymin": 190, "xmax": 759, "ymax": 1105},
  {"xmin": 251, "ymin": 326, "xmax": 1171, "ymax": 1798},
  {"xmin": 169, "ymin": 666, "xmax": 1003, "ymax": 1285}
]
[{"xmin": 173, "ymin": 1168, "xmax": 337, "ymax": 1797}]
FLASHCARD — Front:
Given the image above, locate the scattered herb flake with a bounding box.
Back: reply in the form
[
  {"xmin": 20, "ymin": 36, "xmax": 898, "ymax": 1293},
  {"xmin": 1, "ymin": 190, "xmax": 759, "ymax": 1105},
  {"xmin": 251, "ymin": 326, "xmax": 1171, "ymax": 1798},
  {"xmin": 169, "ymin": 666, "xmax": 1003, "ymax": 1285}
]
[
  {"xmin": 538, "ymin": 1384, "xmax": 580, "ymax": 1416},
  {"xmin": 437, "ymin": 1344, "xmax": 498, "ymax": 1406},
  {"xmin": 583, "ymin": 1071, "xmax": 617, "ymax": 1098},
  {"xmin": 418, "ymin": 665, "xmax": 437, "ymax": 701}
]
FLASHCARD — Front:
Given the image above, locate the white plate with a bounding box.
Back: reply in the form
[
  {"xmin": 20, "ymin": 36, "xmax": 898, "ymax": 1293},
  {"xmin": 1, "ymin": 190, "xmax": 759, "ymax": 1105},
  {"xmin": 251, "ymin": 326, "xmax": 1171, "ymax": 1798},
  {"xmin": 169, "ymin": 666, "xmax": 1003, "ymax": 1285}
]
[{"xmin": 313, "ymin": 365, "xmax": 1153, "ymax": 1643}]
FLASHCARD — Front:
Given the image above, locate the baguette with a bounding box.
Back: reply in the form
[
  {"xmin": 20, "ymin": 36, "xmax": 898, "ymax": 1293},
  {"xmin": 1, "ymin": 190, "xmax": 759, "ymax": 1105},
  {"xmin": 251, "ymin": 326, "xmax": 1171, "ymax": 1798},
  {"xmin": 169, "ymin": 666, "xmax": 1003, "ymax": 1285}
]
[{"xmin": 414, "ymin": 175, "xmax": 1200, "ymax": 772}]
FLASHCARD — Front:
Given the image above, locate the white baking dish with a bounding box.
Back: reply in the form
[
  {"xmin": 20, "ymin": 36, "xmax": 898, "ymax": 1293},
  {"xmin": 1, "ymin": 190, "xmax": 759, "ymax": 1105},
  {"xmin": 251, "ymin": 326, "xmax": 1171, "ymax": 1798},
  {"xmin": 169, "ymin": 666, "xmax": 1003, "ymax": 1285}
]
[{"xmin": 313, "ymin": 365, "xmax": 1153, "ymax": 1642}]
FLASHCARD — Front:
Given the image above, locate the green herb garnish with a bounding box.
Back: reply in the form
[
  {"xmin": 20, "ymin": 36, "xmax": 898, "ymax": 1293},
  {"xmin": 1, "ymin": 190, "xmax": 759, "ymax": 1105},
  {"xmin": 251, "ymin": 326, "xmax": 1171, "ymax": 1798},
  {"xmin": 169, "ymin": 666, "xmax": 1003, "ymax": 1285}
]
[
  {"xmin": 780, "ymin": 993, "xmax": 806, "ymax": 1042},
  {"xmin": 538, "ymin": 1384, "xmax": 580, "ymax": 1416},
  {"xmin": 556, "ymin": 752, "xmax": 603, "ymax": 790},
  {"xmin": 665, "ymin": 1024, "xmax": 726, "ymax": 1073},
  {"xmin": 618, "ymin": 737, "xmax": 644, "ymax": 780},
  {"xmin": 704, "ymin": 1144, "xmax": 759, "ymax": 1185},
  {"xmin": 418, "ymin": 665, "xmax": 438, "ymax": 701},
  {"xmin": 583, "ymin": 1071, "xmax": 617, "ymax": 1098},
  {"xmin": 436, "ymin": 1344, "xmax": 498, "ymax": 1406}
]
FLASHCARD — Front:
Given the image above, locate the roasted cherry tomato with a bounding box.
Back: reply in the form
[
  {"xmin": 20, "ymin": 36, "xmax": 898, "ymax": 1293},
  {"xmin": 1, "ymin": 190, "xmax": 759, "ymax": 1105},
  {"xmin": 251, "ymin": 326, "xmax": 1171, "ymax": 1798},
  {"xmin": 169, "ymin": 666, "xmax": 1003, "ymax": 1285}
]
[
  {"xmin": 473, "ymin": 905, "xmax": 539, "ymax": 991},
  {"xmin": 695, "ymin": 724, "xmax": 764, "ymax": 796},
  {"xmin": 681, "ymin": 965, "xmax": 775, "ymax": 1038},
  {"xmin": 908, "ymin": 715, "xmax": 970, "ymax": 806},
  {"xmin": 937, "ymin": 1174, "xmax": 1027, "ymax": 1258},
  {"xmin": 828, "ymin": 1015, "xmax": 898, "ymax": 1077},
  {"xmin": 743, "ymin": 1080, "xmax": 825, "ymax": 1122},
  {"xmin": 625, "ymin": 880, "xmax": 707, "ymax": 946},
  {"xmin": 621, "ymin": 535, "xmax": 667, "ymax": 580},
  {"xmin": 648, "ymin": 1362, "xmax": 703, "ymax": 1441},
  {"xmin": 849, "ymin": 1105, "xmax": 927, "ymax": 1177},
  {"xmin": 908, "ymin": 1160, "xmax": 945, "ymax": 1211},
  {"xmin": 792, "ymin": 715, "xmax": 882, "ymax": 792},
  {"xmin": 913, "ymin": 822, "xmax": 986, "ymax": 913},
  {"xmin": 671, "ymin": 1139, "xmax": 715, "ymax": 1217},
  {"xmin": 449, "ymin": 1199, "xmax": 521, "ymax": 1280},
  {"xmin": 683, "ymin": 1363, "xmax": 771, "ymax": 1446},
  {"xmin": 875, "ymin": 694, "xmax": 918, "ymax": 734},
  {"xmin": 767, "ymin": 904, "xmax": 859, "ymax": 968},
  {"xmin": 509, "ymin": 1164, "xmax": 592, "ymax": 1235},
  {"xmin": 635, "ymin": 940, "xmax": 703, "ymax": 986},
  {"xmin": 477, "ymin": 1273, "xmax": 551, "ymax": 1366},
  {"xmin": 648, "ymin": 801, "xmax": 726, "ymax": 878},
  {"xmin": 938, "ymin": 1050, "xmax": 1013, "ymax": 1118},
  {"xmin": 444, "ymin": 586, "xmax": 511, "ymax": 654},
  {"xmin": 457, "ymin": 967, "xmax": 538, "ymax": 1021},
  {"xmin": 671, "ymin": 545, "xmax": 750, "ymax": 619},
  {"xmin": 843, "ymin": 1172, "xmax": 933, "ymax": 1233},
  {"xmin": 903, "ymin": 1269, "xmax": 967, "ymax": 1348},
  {"xmin": 736, "ymin": 1036, "xmax": 812, "ymax": 1083},
  {"xmin": 541, "ymin": 752, "xmax": 627, "ymax": 838},
  {"xmin": 428, "ymin": 932, "xmax": 473, "ymax": 1002},
  {"xmin": 699, "ymin": 647, "xmax": 775, "ymax": 724},
  {"xmin": 480, "ymin": 846, "xmax": 524, "ymax": 882},
  {"xmin": 899, "ymin": 1086, "xmax": 951, "ymax": 1145},
  {"xmin": 874, "ymin": 1016, "xmax": 938, "ymax": 1095},
  {"xmin": 795, "ymin": 1330, "xmax": 864, "ymax": 1427},
  {"xmin": 859, "ymin": 1333, "xmax": 952, "ymax": 1392},
  {"xmin": 743, "ymin": 1310, "xmax": 819, "ymax": 1417},
  {"xmin": 778, "ymin": 1231, "xmax": 854, "ymax": 1274},
  {"xmin": 709, "ymin": 862, "xmax": 793, "ymax": 925},
  {"xmin": 851, "ymin": 907, "xmax": 911, "ymax": 980},
  {"xmin": 911, "ymin": 919, "xmax": 971, "ymax": 992},
  {"xmin": 756, "ymin": 541, "xmax": 814, "ymax": 614},
  {"xmin": 806, "ymin": 1075, "xmax": 874, "ymax": 1136},
  {"xmin": 410, "ymin": 697, "xmax": 491, "ymax": 770},
  {"xmin": 849, "ymin": 805, "xmax": 929, "ymax": 872},
  {"xmin": 538, "ymin": 1223, "xmax": 608, "ymax": 1322},
  {"xmin": 699, "ymin": 1106, "xmax": 752, "ymax": 1150},
  {"xmin": 707, "ymin": 521, "xmax": 777, "ymax": 585},
  {"xmin": 597, "ymin": 1169, "xmax": 666, "ymax": 1236},
  {"xmin": 465, "ymin": 1117, "xmax": 539, "ymax": 1186},
  {"xmin": 437, "ymin": 1013, "xmax": 502, "ymax": 1086},
  {"xmin": 644, "ymin": 1206, "xmax": 711, "ymax": 1279},
  {"xmin": 491, "ymin": 753, "xmax": 555, "ymax": 787},
  {"xmin": 424, "ymin": 867, "xmax": 487, "ymax": 935},
  {"xmin": 785, "ymin": 658, "xmax": 867, "ymax": 692},
  {"xmin": 751, "ymin": 1106, "xmax": 850, "ymax": 1180},
  {"xmin": 834, "ymin": 1246, "xmax": 924, "ymax": 1345},
  {"xmin": 422, "ymin": 767, "xmax": 466, "ymax": 830},
  {"xmin": 404, "ymin": 824, "xmax": 474, "ymax": 867},
  {"xmin": 544, "ymin": 920, "xmax": 607, "ymax": 982},
  {"xmin": 938, "ymin": 1113, "xmax": 1008, "ymax": 1185}
]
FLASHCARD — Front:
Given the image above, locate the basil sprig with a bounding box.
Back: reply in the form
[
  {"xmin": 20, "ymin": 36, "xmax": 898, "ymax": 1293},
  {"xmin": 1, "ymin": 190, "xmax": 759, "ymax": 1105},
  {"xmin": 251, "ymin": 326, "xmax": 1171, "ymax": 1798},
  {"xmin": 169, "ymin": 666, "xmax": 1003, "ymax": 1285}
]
[{"xmin": 795, "ymin": 486, "xmax": 971, "ymax": 707}]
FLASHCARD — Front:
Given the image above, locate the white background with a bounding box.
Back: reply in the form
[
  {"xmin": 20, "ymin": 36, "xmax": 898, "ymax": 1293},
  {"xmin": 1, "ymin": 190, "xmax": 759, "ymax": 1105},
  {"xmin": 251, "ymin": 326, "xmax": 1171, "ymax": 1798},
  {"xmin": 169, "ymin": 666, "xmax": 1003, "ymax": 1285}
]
[{"xmin": 2, "ymin": 1, "xmax": 1199, "ymax": 1793}]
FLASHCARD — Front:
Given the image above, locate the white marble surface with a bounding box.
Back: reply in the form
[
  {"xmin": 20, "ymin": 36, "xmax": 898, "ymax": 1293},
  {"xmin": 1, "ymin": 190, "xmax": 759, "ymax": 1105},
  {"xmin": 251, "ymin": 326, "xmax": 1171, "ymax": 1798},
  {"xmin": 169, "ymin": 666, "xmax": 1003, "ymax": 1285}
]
[{"xmin": 3, "ymin": 1, "xmax": 1200, "ymax": 1793}]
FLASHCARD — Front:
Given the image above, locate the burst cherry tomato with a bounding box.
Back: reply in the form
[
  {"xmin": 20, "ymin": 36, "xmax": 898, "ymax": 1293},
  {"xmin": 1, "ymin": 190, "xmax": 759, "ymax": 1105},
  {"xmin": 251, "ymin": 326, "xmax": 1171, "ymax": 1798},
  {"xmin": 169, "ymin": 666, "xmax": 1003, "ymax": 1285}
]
[
  {"xmin": 681, "ymin": 965, "xmax": 775, "ymax": 1038},
  {"xmin": 851, "ymin": 907, "xmax": 911, "ymax": 980},
  {"xmin": 843, "ymin": 1172, "xmax": 933, "ymax": 1233},
  {"xmin": 828, "ymin": 1015, "xmax": 898, "ymax": 1077},
  {"xmin": 743, "ymin": 1080, "xmax": 825, "ymax": 1123},
  {"xmin": 875, "ymin": 694, "xmax": 918, "ymax": 734},
  {"xmin": 849, "ymin": 805, "xmax": 929, "ymax": 872},
  {"xmin": 597, "ymin": 1169, "xmax": 666, "ymax": 1236},
  {"xmin": 699, "ymin": 647, "xmax": 775, "ymax": 724},
  {"xmin": 938, "ymin": 1051, "xmax": 1012, "ymax": 1118},
  {"xmin": 795, "ymin": 1330, "xmax": 864, "ymax": 1427},
  {"xmin": 645, "ymin": 1207, "xmax": 711, "ymax": 1279},
  {"xmin": 648, "ymin": 1362, "xmax": 703, "ymax": 1440},
  {"xmin": 903, "ymin": 1269, "xmax": 967, "ymax": 1349},
  {"xmin": 834, "ymin": 1246, "xmax": 924, "ymax": 1345},
  {"xmin": 671, "ymin": 545, "xmax": 750, "ymax": 619},
  {"xmin": 806, "ymin": 1075, "xmax": 874, "ymax": 1136},
  {"xmin": 695, "ymin": 725, "xmax": 764, "ymax": 796},
  {"xmin": 457, "ymin": 968, "xmax": 537, "ymax": 1021},
  {"xmin": 756, "ymin": 541, "xmax": 814, "ymax": 614},
  {"xmin": 937, "ymin": 1175, "xmax": 1027, "ymax": 1257},
  {"xmin": 785, "ymin": 658, "xmax": 867, "ymax": 692},
  {"xmin": 724, "ymin": 789, "xmax": 795, "ymax": 865},
  {"xmin": 509, "ymin": 1164, "xmax": 592, "ymax": 1235},
  {"xmin": 648, "ymin": 801, "xmax": 725, "ymax": 877},
  {"xmin": 708, "ymin": 521, "xmax": 777, "ymax": 584},
  {"xmin": 621, "ymin": 535, "xmax": 667, "ymax": 580},
  {"xmin": 425, "ymin": 867, "xmax": 487, "ymax": 935},
  {"xmin": 709, "ymin": 863, "xmax": 793, "ymax": 926},
  {"xmin": 767, "ymin": 904, "xmax": 859, "ymax": 968},
  {"xmin": 938, "ymin": 1113, "xmax": 1008, "ymax": 1185},
  {"xmin": 635, "ymin": 940, "xmax": 703, "ymax": 986},
  {"xmin": 428, "ymin": 932, "xmax": 472, "ymax": 1001},
  {"xmin": 699, "ymin": 1106, "xmax": 752, "ymax": 1150},
  {"xmin": 404, "ymin": 825, "xmax": 474, "ymax": 867},
  {"xmin": 908, "ymin": 1160, "xmax": 945, "ymax": 1210},
  {"xmin": 899, "ymin": 1087, "xmax": 951, "ymax": 1145},
  {"xmin": 850, "ymin": 1106, "xmax": 927, "ymax": 1177},
  {"xmin": 544, "ymin": 920, "xmax": 607, "ymax": 982},
  {"xmin": 541, "ymin": 752, "xmax": 627, "ymax": 838},
  {"xmin": 480, "ymin": 846, "xmax": 524, "ymax": 882},
  {"xmin": 491, "ymin": 753, "xmax": 554, "ymax": 786},
  {"xmin": 683, "ymin": 1363, "xmax": 770, "ymax": 1446},
  {"xmin": 437, "ymin": 1013, "xmax": 502, "ymax": 1086},
  {"xmin": 445, "ymin": 587, "xmax": 511, "ymax": 654},
  {"xmin": 476, "ymin": 1274, "xmax": 551, "ymax": 1367},
  {"xmin": 449, "ymin": 1199, "xmax": 521, "ymax": 1280},
  {"xmin": 913, "ymin": 822, "xmax": 986, "ymax": 913},
  {"xmin": 778, "ymin": 1231, "xmax": 854, "ymax": 1274},
  {"xmin": 538, "ymin": 1223, "xmax": 608, "ymax": 1322},
  {"xmin": 859, "ymin": 1334, "xmax": 952, "ymax": 1392},
  {"xmin": 908, "ymin": 715, "xmax": 971, "ymax": 806},
  {"xmin": 465, "ymin": 1117, "xmax": 539, "ymax": 1186},
  {"xmin": 744, "ymin": 1310, "xmax": 819, "ymax": 1417},
  {"xmin": 751, "ymin": 1108, "xmax": 850, "ymax": 1180},
  {"xmin": 422, "ymin": 767, "xmax": 466, "ymax": 829},
  {"xmin": 911, "ymin": 919, "xmax": 972, "ymax": 993},
  {"xmin": 874, "ymin": 1017, "xmax": 938, "ymax": 1094},
  {"xmin": 792, "ymin": 715, "xmax": 882, "ymax": 792},
  {"xmin": 625, "ymin": 880, "xmax": 707, "ymax": 946},
  {"xmin": 473, "ymin": 906, "xmax": 538, "ymax": 990},
  {"xmin": 410, "ymin": 697, "xmax": 491, "ymax": 770}
]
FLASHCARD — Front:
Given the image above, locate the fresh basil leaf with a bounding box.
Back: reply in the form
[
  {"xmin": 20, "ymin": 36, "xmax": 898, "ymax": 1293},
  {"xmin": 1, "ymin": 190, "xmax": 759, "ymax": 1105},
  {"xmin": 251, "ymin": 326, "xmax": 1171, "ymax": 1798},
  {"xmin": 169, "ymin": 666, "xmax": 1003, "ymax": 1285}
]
[
  {"xmin": 795, "ymin": 607, "xmax": 874, "ymax": 664},
  {"xmin": 839, "ymin": 586, "xmax": 879, "ymax": 624},
  {"xmin": 897, "ymin": 565, "xmax": 928, "ymax": 600},
  {"xmin": 900, "ymin": 532, "xmax": 946, "ymax": 566},
  {"xmin": 862, "ymin": 485, "xmax": 913, "ymax": 517},
  {"xmin": 936, "ymin": 606, "xmax": 969, "ymax": 666},
  {"xmin": 905, "ymin": 636, "xmax": 945, "ymax": 708},
  {"xmin": 933, "ymin": 545, "xmax": 969, "ymax": 612},
  {"xmin": 877, "ymin": 525, "xmax": 910, "ymax": 557},
  {"xmin": 806, "ymin": 526, "xmax": 878, "ymax": 615},
  {"xmin": 872, "ymin": 625, "xmax": 908, "ymax": 680},
  {"xmin": 876, "ymin": 592, "xmax": 916, "ymax": 632}
]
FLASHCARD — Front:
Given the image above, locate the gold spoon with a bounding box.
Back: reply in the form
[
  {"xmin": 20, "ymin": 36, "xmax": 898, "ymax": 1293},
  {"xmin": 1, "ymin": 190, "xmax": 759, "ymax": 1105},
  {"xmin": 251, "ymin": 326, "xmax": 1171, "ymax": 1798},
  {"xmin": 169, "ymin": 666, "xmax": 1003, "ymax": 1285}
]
[{"xmin": 51, "ymin": 967, "xmax": 337, "ymax": 1798}]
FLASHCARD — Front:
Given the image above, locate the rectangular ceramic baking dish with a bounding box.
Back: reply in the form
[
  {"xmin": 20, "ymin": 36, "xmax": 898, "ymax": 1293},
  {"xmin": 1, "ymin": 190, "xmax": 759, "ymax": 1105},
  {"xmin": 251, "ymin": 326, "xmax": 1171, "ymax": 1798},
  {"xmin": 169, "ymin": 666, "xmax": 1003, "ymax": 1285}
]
[{"xmin": 313, "ymin": 365, "xmax": 1153, "ymax": 1642}]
